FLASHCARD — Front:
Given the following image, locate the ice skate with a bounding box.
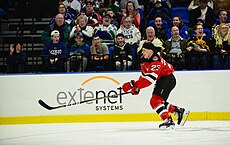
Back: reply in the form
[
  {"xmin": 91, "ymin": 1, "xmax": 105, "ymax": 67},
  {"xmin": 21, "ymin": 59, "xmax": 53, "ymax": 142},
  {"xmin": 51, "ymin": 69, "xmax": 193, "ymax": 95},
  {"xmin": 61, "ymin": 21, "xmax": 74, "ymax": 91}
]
[
  {"xmin": 159, "ymin": 116, "xmax": 175, "ymax": 129},
  {"xmin": 174, "ymin": 107, "xmax": 190, "ymax": 126}
]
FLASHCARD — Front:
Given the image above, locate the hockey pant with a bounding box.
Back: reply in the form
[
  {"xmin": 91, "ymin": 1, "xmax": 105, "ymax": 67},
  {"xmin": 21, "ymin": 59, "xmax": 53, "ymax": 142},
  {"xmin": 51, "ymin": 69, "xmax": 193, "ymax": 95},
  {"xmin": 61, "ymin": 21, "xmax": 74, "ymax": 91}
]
[{"xmin": 150, "ymin": 74, "xmax": 176, "ymax": 121}]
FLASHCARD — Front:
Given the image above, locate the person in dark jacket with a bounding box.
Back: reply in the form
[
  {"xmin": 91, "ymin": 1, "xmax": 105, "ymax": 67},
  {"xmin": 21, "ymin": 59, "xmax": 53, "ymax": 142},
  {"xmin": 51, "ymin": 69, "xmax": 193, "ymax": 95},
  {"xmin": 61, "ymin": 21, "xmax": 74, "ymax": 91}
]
[
  {"xmin": 6, "ymin": 42, "xmax": 27, "ymax": 73},
  {"xmin": 41, "ymin": 13, "xmax": 71, "ymax": 45},
  {"xmin": 113, "ymin": 33, "xmax": 133, "ymax": 70},
  {"xmin": 41, "ymin": 30, "xmax": 68, "ymax": 72},
  {"xmin": 189, "ymin": 0, "xmax": 215, "ymax": 30}
]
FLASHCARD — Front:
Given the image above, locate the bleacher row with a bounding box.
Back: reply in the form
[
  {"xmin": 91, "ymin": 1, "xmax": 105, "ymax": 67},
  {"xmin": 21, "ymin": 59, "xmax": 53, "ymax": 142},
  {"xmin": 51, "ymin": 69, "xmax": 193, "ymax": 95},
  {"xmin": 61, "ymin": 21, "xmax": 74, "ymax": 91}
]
[
  {"xmin": 0, "ymin": 0, "xmax": 229, "ymax": 73},
  {"xmin": 0, "ymin": 17, "xmax": 50, "ymax": 73}
]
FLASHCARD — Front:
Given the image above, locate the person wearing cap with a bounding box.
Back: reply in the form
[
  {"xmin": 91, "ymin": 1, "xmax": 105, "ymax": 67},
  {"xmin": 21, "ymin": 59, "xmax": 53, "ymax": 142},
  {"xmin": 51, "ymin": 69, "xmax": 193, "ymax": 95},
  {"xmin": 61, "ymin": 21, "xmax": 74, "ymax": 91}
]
[
  {"xmin": 113, "ymin": 33, "xmax": 133, "ymax": 71},
  {"xmin": 41, "ymin": 13, "xmax": 71, "ymax": 45},
  {"xmin": 122, "ymin": 42, "xmax": 190, "ymax": 129},
  {"xmin": 41, "ymin": 30, "xmax": 68, "ymax": 72},
  {"xmin": 189, "ymin": 0, "xmax": 216, "ymax": 30},
  {"xmin": 149, "ymin": 0, "xmax": 171, "ymax": 23},
  {"xmin": 83, "ymin": 1, "xmax": 102, "ymax": 28},
  {"xmin": 80, "ymin": 0, "xmax": 101, "ymax": 14},
  {"xmin": 94, "ymin": 13, "xmax": 117, "ymax": 47},
  {"xmin": 69, "ymin": 32, "xmax": 90, "ymax": 72},
  {"xmin": 105, "ymin": 9, "xmax": 119, "ymax": 28}
]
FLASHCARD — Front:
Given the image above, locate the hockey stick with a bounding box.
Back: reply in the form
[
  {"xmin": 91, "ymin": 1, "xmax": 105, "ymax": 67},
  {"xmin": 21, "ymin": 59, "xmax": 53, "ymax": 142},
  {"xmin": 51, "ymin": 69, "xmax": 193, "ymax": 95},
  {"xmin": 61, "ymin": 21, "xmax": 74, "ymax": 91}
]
[{"xmin": 38, "ymin": 92, "xmax": 131, "ymax": 110}]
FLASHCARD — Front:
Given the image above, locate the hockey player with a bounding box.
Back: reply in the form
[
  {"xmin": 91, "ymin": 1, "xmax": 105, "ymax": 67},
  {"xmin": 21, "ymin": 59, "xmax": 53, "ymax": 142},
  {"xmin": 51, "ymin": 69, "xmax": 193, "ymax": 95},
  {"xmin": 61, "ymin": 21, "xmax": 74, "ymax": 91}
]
[{"xmin": 122, "ymin": 42, "xmax": 189, "ymax": 128}]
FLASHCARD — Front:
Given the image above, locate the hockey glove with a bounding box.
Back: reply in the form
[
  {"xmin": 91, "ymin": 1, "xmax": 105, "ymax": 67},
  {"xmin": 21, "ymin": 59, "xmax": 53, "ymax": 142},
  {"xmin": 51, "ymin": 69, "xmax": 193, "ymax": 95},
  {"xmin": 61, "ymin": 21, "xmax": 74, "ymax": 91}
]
[
  {"xmin": 130, "ymin": 86, "xmax": 140, "ymax": 95},
  {"xmin": 122, "ymin": 80, "xmax": 140, "ymax": 95}
]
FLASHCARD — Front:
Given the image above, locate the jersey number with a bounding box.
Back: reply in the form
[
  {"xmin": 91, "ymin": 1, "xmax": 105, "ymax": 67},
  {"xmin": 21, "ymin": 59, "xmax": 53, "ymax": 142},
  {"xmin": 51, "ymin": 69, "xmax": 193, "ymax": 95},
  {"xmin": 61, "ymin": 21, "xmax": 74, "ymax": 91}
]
[{"xmin": 151, "ymin": 65, "xmax": 161, "ymax": 71}]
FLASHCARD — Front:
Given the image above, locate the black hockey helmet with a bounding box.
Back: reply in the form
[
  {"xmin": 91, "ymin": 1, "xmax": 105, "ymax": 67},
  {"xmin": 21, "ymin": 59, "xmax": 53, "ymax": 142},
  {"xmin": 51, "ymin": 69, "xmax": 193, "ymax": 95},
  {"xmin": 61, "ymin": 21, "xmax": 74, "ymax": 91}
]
[
  {"xmin": 142, "ymin": 42, "xmax": 161, "ymax": 53},
  {"xmin": 142, "ymin": 42, "xmax": 161, "ymax": 62}
]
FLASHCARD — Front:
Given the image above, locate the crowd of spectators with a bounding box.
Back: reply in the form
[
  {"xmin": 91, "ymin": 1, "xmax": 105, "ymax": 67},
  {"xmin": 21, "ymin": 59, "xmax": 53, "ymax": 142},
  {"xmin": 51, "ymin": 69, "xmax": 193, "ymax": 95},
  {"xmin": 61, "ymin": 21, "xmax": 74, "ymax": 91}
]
[{"xmin": 5, "ymin": 0, "xmax": 230, "ymax": 73}]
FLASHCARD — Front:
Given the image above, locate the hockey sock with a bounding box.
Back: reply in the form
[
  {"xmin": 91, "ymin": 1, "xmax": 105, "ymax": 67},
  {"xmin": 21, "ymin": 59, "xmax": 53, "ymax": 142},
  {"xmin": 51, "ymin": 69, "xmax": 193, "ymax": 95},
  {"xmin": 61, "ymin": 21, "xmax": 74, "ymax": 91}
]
[
  {"xmin": 164, "ymin": 102, "xmax": 176, "ymax": 113},
  {"xmin": 150, "ymin": 94, "xmax": 170, "ymax": 120}
]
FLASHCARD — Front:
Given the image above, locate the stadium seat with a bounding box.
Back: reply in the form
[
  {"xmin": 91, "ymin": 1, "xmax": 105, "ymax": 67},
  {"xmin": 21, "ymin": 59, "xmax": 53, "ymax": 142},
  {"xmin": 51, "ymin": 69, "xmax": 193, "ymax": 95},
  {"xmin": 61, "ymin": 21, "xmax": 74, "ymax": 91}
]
[
  {"xmin": 138, "ymin": 8, "xmax": 144, "ymax": 21},
  {"xmin": 227, "ymin": 14, "xmax": 230, "ymax": 23},
  {"xmin": 171, "ymin": 7, "xmax": 190, "ymax": 23},
  {"xmin": 216, "ymin": 14, "xmax": 230, "ymax": 23}
]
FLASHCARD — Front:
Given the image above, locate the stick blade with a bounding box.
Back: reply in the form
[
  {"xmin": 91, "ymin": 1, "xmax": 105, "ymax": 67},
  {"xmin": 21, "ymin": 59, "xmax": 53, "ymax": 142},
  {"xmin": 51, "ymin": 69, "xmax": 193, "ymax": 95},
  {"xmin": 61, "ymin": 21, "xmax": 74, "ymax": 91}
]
[
  {"xmin": 38, "ymin": 99, "xmax": 65, "ymax": 110},
  {"xmin": 38, "ymin": 99, "xmax": 54, "ymax": 110}
]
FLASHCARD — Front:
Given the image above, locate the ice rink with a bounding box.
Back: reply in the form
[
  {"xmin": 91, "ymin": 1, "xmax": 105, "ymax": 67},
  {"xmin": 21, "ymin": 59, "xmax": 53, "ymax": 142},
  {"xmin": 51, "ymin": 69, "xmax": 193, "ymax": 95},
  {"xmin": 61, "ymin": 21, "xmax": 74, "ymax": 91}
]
[{"xmin": 0, "ymin": 121, "xmax": 230, "ymax": 145}]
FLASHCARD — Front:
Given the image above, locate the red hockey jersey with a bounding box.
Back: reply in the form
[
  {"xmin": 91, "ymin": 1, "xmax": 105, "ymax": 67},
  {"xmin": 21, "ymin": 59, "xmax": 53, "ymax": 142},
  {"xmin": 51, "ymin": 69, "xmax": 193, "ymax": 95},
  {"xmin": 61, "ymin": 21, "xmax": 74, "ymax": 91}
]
[{"xmin": 136, "ymin": 56, "xmax": 174, "ymax": 89}]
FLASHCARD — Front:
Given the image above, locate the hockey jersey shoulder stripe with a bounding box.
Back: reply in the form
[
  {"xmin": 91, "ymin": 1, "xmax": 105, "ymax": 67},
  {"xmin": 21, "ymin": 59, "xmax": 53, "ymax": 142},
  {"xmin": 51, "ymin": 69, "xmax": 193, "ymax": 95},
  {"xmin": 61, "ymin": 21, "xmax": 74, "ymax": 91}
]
[{"xmin": 141, "ymin": 71, "xmax": 157, "ymax": 84}]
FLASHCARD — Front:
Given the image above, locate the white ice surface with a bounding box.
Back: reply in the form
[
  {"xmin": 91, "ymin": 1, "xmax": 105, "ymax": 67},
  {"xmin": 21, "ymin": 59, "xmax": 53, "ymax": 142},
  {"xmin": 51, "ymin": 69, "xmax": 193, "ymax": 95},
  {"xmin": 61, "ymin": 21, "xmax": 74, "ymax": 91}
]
[{"xmin": 0, "ymin": 121, "xmax": 230, "ymax": 145}]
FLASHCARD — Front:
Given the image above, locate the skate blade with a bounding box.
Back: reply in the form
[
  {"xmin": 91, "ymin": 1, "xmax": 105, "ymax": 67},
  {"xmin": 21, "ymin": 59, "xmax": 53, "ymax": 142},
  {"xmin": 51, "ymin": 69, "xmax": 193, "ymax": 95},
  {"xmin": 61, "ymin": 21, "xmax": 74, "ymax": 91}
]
[
  {"xmin": 159, "ymin": 124, "xmax": 175, "ymax": 129},
  {"xmin": 179, "ymin": 110, "xmax": 190, "ymax": 126}
]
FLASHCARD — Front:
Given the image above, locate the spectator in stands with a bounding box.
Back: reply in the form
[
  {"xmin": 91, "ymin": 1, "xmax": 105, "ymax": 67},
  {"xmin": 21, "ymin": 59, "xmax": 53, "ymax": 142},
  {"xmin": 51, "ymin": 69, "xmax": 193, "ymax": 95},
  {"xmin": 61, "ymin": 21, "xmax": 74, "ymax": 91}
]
[
  {"xmin": 117, "ymin": 17, "xmax": 141, "ymax": 53},
  {"xmin": 113, "ymin": 33, "xmax": 133, "ymax": 71},
  {"xmin": 185, "ymin": 24, "xmax": 214, "ymax": 69},
  {"xmin": 89, "ymin": 34, "xmax": 111, "ymax": 71},
  {"xmin": 69, "ymin": 14, "xmax": 94, "ymax": 45},
  {"xmin": 137, "ymin": 26, "xmax": 164, "ymax": 68},
  {"xmin": 106, "ymin": 9, "xmax": 119, "ymax": 28},
  {"xmin": 49, "ymin": 4, "xmax": 75, "ymax": 26},
  {"xmin": 213, "ymin": 23, "xmax": 230, "ymax": 68},
  {"xmin": 94, "ymin": 13, "xmax": 117, "ymax": 49},
  {"xmin": 6, "ymin": 42, "xmax": 27, "ymax": 73},
  {"xmin": 104, "ymin": 0, "xmax": 121, "ymax": 15},
  {"xmin": 164, "ymin": 26, "xmax": 187, "ymax": 70},
  {"xmin": 120, "ymin": 0, "xmax": 139, "ymax": 10},
  {"xmin": 120, "ymin": 1, "xmax": 141, "ymax": 29},
  {"xmin": 69, "ymin": 32, "xmax": 90, "ymax": 72},
  {"xmin": 167, "ymin": 16, "xmax": 189, "ymax": 39},
  {"xmin": 212, "ymin": 10, "xmax": 229, "ymax": 36},
  {"xmin": 189, "ymin": 0, "xmax": 216, "ymax": 30},
  {"xmin": 83, "ymin": 1, "xmax": 102, "ymax": 28},
  {"xmin": 81, "ymin": 0, "xmax": 101, "ymax": 14},
  {"xmin": 96, "ymin": 2, "xmax": 105, "ymax": 16},
  {"xmin": 153, "ymin": 16, "xmax": 168, "ymax": 41},
  {"xmin": 148, "ymin": 0, "xmax": 171, "ymax": 23},
  {"xmin": 188, "ymin": 0, "xmax": 214, "ymax": 11},
  {"xmin": 217, "ymin": 9, "xmax": 228, "ymax": 24},
  {"xmin": 137, "ymin": 26, "xmax": 164, "ymax": 53},
  {"xmin": 41, "ymin": 30, "xmax": 68, "ymax": 72},
  {"xmin": 62, "ymin": 0, "xmax": 81, "ymax": 16},
  {"xmin": 41, "ymin": 13, "xmax": 71, "ymax": 45},
  {"xmin": 196, "ymin": 18, "xmax": 212, "ymax": 37}
]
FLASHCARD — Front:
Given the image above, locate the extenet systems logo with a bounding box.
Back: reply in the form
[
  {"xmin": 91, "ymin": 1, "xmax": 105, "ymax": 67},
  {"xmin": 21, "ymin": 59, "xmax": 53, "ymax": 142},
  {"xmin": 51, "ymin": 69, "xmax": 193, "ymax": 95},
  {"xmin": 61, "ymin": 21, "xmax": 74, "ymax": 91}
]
[{"xmin": 55, "ymin": 75, "xmax": 125, "ymax": 111}]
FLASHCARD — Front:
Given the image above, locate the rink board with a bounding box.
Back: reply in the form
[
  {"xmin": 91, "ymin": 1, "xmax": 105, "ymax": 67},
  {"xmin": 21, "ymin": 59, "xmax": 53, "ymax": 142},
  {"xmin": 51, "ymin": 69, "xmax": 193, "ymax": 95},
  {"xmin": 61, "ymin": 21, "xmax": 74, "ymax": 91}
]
[{"xmin": 0, "ymin": 70, "xmax": 230, "ymax": 124}]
